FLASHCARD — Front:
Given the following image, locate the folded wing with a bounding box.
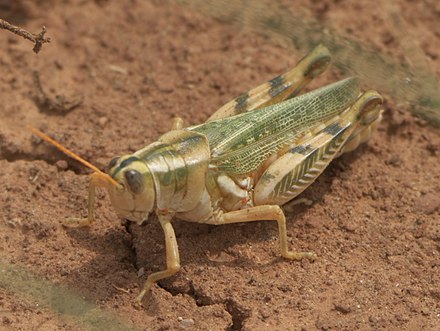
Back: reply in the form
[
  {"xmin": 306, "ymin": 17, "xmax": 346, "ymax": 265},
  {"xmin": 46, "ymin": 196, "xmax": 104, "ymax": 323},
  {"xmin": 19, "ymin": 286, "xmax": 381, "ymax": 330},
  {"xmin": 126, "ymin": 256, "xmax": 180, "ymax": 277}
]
[{"xmin": 189, "ymin": 77, "xmax": 360, "ymax": 175}]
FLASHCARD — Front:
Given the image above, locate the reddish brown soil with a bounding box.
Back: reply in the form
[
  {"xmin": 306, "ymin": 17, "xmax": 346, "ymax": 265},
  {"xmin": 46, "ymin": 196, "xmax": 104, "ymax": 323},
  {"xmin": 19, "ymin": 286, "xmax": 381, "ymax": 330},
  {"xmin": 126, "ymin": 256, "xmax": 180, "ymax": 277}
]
[{"xmin": 1, "ymin": 1, "xmax": 439, "ymax": 330}]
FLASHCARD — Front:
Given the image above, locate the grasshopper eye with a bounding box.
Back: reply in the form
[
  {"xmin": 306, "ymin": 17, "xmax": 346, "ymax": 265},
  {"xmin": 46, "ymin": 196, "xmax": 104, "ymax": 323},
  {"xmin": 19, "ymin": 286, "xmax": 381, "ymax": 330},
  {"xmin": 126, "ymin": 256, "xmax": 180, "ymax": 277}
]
[{"xmin": 124, "ymin": 169, "xmax": 144, "ymax": 193}]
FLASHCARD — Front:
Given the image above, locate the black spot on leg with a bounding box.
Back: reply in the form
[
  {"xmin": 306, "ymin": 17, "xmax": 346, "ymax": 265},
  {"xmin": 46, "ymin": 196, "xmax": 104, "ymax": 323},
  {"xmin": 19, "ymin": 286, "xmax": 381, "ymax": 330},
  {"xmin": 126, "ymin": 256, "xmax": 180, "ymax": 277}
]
[
  {"xmin": 234, "ymin": 92, "xmax": 249, "ymax": 114},
  {"xmin": 323, "ymin": 122, "xmax": 344, "ymax": 136},
  {"xmin": 269, "ymin": 75, "xmax": 286, "ymax": 97},
  {"xmin": 290, "ymin": 144, "xmax": 313, "ymax": 155}
]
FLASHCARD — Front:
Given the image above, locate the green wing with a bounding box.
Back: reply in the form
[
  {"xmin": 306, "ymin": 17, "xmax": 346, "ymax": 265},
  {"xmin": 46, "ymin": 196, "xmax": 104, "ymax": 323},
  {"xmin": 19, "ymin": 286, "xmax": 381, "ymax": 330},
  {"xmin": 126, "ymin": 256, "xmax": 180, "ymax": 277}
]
[{"xmin": 189, "ymin": 77, "xmax": 360, "ymax": 174}]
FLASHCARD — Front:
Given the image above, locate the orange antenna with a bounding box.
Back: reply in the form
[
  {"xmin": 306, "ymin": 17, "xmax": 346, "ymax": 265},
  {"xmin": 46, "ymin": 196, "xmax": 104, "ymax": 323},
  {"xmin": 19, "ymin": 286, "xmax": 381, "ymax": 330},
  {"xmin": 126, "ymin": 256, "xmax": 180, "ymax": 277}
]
[{"xmin": 28, "ymin": 126, "xmax": 118, "ymax": 187}]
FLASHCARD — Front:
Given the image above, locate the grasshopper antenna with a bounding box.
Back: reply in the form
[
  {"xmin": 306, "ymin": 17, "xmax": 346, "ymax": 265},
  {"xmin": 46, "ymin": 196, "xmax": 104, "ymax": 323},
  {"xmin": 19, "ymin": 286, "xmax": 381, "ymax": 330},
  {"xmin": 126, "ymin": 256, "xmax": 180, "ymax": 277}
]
[{"xmin": 28, "ymin": 126, "xmax": 119, "ymax": 187}]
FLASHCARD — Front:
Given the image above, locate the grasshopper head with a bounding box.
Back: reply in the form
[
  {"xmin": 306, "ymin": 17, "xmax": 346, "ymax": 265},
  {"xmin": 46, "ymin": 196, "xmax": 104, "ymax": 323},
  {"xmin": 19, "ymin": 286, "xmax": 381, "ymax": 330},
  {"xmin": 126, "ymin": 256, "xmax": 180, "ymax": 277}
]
[{"xmin": 107, "ymin": 155, "xmax": 155, "ymax": 224}]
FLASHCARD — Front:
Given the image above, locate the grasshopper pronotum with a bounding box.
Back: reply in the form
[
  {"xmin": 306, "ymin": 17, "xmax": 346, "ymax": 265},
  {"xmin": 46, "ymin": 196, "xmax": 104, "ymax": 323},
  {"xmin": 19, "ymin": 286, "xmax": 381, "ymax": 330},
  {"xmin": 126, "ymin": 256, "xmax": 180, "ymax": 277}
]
[{"xmin": 31, "ymin": 44, "xmax": 383, "ymax": 304}]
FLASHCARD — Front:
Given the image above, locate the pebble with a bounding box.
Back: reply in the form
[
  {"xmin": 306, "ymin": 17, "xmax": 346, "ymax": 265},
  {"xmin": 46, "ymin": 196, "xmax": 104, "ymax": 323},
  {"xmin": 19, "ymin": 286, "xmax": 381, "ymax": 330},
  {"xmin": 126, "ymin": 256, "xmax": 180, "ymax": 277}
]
[
  {"xmin": 55, "ymin": 160, "xmax": 68, "ymax": 171},
  {"xmin": 108, "ymin": 64, "xmax": 128, "ymax": 75},
  {"xmin": 385, "ymin": 155, "xmax": 403, "ymax": 167},
  {"xmin": 60, "ymin": 268, "xmax": 70, "ymax": 276},
  {"xmin": 368, "ymin": 315, "xmax": 378, "ymax": 325},
  {"xmin": 6, "ymin": 218, "xmax": 21, "ymax": 228},
  {"xmin": 413, "ymin": 193, "xmax": 440, "ymax": 215},
  {"xmin": 155, "ymin": 76, "xmax": 175, "ymax": 93},
  {"xmin": 2, "ymin": 316, "xmax": 11, "ymax": 325},
  {"xmin": 98, "ymin": 116, "xmax": 109, "ymax": 128},
  {"xmin": 334, "ymin": 302, "xmax": 352, "ymax": 314},
  {"xmin": 177, "ymin": 317, "xmax": 194, "ymax": 329},
  {"xmin": 315, "ymin": 318, "xmax": 329, "ymax": 331}
]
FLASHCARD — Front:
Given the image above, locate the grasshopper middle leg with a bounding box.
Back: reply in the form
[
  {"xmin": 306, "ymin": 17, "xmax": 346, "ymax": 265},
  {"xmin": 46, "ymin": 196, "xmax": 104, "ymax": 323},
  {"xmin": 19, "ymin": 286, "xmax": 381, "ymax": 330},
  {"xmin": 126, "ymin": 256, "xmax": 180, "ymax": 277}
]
[{"xmin": 213, "ymin": 205, "xmax": 316, "ymax": 261}]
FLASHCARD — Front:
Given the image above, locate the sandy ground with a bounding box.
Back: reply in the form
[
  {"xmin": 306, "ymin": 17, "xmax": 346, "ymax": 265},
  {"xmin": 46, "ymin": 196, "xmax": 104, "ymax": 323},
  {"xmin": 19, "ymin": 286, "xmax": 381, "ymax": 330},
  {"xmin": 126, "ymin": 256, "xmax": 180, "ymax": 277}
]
[{"xmin": 0, "ymin": 0, "xmax": 439, "ymax": 330}]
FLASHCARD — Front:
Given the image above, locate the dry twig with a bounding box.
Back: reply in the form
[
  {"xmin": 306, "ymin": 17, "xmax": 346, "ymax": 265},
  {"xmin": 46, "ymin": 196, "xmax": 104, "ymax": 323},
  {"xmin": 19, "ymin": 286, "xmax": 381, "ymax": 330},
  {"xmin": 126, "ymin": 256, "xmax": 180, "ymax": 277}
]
[{"xmin": 0, "ymin": 18, "xmax": 50, "ymax": 53}]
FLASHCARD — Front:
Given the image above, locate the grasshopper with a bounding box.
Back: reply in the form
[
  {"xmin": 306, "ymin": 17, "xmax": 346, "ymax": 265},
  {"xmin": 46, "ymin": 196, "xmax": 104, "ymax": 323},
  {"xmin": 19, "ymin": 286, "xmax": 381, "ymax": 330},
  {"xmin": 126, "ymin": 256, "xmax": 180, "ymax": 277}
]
[{"xmin": 31, "ymin": 44, "xmax": 383, "ymax": 304}]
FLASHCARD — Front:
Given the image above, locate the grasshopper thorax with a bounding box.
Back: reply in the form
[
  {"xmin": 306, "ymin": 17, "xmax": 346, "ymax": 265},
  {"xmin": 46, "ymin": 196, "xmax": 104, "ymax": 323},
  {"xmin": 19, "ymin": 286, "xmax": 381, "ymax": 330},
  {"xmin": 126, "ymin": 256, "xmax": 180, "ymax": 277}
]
[
  {"xmin": 106, "ymin": 130, "xmax": 211, "ymax": 224},
  {"xmin": 107, "ymin": 155, "xmax": 155, "ymax": 224}
]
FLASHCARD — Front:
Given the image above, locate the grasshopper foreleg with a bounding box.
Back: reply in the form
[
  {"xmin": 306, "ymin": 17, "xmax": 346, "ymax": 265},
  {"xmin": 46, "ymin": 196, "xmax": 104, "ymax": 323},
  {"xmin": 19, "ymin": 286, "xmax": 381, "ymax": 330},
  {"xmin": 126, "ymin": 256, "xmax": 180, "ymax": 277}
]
[
  {"xmin": 63, "ymin": 172, "xmax": 105, "ymax": 227},
  {"xmin": 216, "ymin": 205, "xmax": 316, "ymax": 261},
  {"xmin": 136, "ymin": 214, "xmax": 180, "ymax": 304}
]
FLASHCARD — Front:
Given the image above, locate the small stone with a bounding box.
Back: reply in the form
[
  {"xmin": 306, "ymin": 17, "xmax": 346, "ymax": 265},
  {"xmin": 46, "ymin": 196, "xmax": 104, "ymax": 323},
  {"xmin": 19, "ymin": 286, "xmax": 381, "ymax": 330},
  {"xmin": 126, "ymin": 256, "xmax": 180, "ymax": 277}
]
[
  {"xmin": 259, "ymin": 308, "xmax": 270, "ymax": 319},
  {"xmin": 6, "ymin": 218, "xmax": 21, "ymax": 228},
  {"xmin": 108, "ymin": 64, "xmax": 128, "ymax": 75},
  {"xmin": 137, "ymin": 267, "xmax": 145, "ymax": 278},
  {"xmin": 55, "ymin": 160, "xmax": 68, "ymax": 171},
  {"xmin": 31, "ymin": 134, "xmax": 43, "ymax": 145},
  {"xmin": 179, "ymin": 318, "xmax": 194, "ymax": 328},
  {"xmin": 369, "ymin": 315, "xmax": 378, "ymax": 325},
  {"xmin": 385, "ymin": 155, "xmax": 402, "ymax": 167},
  {"xmin": 156, "ymin": 76, "xmax": 175, "ymax": 93},
  {"xmin": 60, "ymin": 268, "xmax": 69, "ymax": 276},
  {"xmin": 334, "ymin": 302, "xmax": 352, "ymax": 314},
  {"xmin": 98, "ymin": 117, "xmax": 109, "ymax": 128},
  {"xmin": 2, "ymin": 316, "xmax": 11, "ymax": 325},
  {"xmin": 112, "ymin": 78, "xmax": 125, "ymax": 90},
  {"xmin": 413, "ymin": 193, "xmax": 440, "ymax": 215},
  {"xmin": 315, "ymin": 318, "xmax": 329, "ymax": 331}
]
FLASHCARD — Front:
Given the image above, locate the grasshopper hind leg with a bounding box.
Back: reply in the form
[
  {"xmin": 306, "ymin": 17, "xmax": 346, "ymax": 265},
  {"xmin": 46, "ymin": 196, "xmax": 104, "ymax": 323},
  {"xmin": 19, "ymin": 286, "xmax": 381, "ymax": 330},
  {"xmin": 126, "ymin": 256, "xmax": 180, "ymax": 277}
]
[
  {"xmin": 253, "ymin": 90, "xmax": 383, "ymax": 207},
  {"xmin": 208, "ymin": 44, "xmax": 332, "ymax": 121},
  {"xmin": 338, "ymin": 91, "xmax": 383, "ymax": 156}
]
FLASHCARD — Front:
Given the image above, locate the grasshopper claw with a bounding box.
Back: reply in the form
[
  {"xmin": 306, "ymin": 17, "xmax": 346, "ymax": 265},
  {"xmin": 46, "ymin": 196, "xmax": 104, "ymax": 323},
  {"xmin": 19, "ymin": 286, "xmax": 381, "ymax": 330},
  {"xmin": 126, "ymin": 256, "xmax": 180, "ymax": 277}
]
[
  {"xmin": 135, "ymin": 289, "xmax": 147, "ymax": 305},
  {"xmin": 132, "ymin": 296, "xmax": 144, "ymax": 310}
]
